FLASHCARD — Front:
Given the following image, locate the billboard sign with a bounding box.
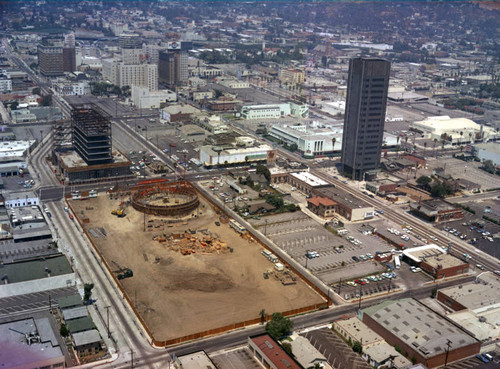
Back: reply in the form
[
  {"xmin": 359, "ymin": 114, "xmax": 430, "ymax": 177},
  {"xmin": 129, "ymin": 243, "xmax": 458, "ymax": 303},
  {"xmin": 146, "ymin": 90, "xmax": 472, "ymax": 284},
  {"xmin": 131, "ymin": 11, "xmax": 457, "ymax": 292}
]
[{"xmin": 168, "ymin": 41, "xmax": 181, "ymax": 50}]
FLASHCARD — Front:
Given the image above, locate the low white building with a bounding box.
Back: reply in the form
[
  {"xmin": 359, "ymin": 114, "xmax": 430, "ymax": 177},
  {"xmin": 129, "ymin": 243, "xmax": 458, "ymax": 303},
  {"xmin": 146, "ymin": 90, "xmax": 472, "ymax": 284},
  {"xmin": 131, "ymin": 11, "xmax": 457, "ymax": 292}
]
[
  {"xmin": 4, "ymin": 191, "xmax": 39, "ymax": 208},
  {"xmin": 54, "ymin": 81, "xmax": 91, "ymax": 96},
  {"xmin": 240, "ymin": 102, "xmax": 308, "ymax": 119},
  {"xmin": 410, "ymin": 115, "xmax": 497, "ymax": 144},
  {"xmin": 0, "ymin": 75, "xmax": 12, "ymax": 93},
  {"xmin": 217, "ymin": 77, "xmax": 250, "ymax": 89},
  {"xmin": 199, "ymin": 144, "xmax": 272, "ymax": 167},
  {"xmin": 322, "ymin": 101, "xmax": 345, "ymax": 116},
  {"xmin": 131, "ymin": 85, "xmax": 176, "ymax": 109},
  {"xmin": 472, "ymin": 142, "xmax": 500, "ymax": 166},
  {"xmin": 269, "ymin": 122, "xmax": 343, "ymax": 157}
]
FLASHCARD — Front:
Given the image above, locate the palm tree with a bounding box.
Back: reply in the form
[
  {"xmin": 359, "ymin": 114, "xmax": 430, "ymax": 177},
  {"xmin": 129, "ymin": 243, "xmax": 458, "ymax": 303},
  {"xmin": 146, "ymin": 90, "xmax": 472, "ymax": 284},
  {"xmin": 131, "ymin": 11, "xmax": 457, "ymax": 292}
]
[
  {"xmin": 433, "ymin": 138, "xmax": 438, "ymax": 157},
  {"xmin": 259, "ymin": 309, "xmax": 267, "ymax": 324},
  {"xmin": 331, "ymin": 137, "xmax": 336, "ymax": 155},
  {"xmin": 469, "ymin": 131, "xmax": 472, "ymax": 144},
  {"xmin": 460, "ymin": 131, "xmax": 463, "ymax": 146},
  {"xmin": 441, "ymin": 139, "xmax": 446, "ymax": 156},
  {"xmin": 423, "ymin": 142, "xmax": 427, "ymax": 157}
]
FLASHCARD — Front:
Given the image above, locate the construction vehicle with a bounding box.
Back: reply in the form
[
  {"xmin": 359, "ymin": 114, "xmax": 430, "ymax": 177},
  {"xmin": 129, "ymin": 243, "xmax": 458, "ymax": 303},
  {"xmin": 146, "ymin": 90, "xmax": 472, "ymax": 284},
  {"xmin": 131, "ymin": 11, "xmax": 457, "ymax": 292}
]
[{"xmin": 111, "ymin": 261, "xmax": 133, "ymax": 280}]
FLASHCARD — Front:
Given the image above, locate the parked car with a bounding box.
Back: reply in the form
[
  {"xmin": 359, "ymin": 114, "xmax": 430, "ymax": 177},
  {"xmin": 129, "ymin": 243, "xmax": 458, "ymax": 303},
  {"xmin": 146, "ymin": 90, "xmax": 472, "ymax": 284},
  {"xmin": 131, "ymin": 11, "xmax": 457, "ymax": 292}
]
[{"xmin": 352, "ymin": 256, "xmax": 360, "ymax": 262}]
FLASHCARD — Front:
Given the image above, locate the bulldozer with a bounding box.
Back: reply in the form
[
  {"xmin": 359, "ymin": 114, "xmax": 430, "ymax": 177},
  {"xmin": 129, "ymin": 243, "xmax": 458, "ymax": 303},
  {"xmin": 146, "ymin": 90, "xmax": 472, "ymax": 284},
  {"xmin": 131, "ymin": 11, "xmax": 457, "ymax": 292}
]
[{"xmin": 111, "ymin": 261, "xmax": 133, "ymax": 280}]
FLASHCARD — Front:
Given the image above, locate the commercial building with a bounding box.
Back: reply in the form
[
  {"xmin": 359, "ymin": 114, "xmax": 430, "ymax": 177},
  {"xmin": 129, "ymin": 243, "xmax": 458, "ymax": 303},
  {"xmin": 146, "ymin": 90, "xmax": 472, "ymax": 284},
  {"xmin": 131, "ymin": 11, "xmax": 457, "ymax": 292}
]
[
  {"xmin": 131, "ymin": 85, "xmax": 176, "ymax": 109},
  {"xmin": 72, "ymin": 329, "xmax": 103, "ymax": 356},
  {"xmin": 38, "ymin": 36, "xmax": 76, "ymax": 76},
  {"xmin": 403, "ymin": 244, "xmax": 469, "ymax": 279},
  {"xmin": 410, "ymin": 116, "xmax": 497, "ymax": 144},
  {"xmin": 102, "ymin": 58, "xmax": 158, "ymax": 91},
  {"xmin": 53, "ymin": 81, "xmax": 91, "ymax": 96},
  {"xmin": 37, "ymin": 39, "xmax": 64, "ymax": 77},
  {"xmin": 437, "ymin": 272, "xmax": 500, "ymax": 342},
  {"xmin": 248, "ymin": 334, "xmax": 302, "ymax": 369},
  {"xmin": 160, "ymin": 104, "xmax": 200, "ymax": 123},
  {"xmin": 0, "ymin": 74, "xmax": 12, "ymax": 93},
  {"xmin": 365, "ymin": 179, "xmax": 400, "ymax": 195},
  {"xmin": 4, "ymin": 191, "xmax": 39, "ymax": 208},
  {"xmin": 341, "ymin": 58, "xmax": 391, "ymax": 180},
  {"xmin": 361, "ymin": 298, "xmax": 480, "ymax": 368},
  {"xmin": 240, "ymin": 102, "xmax": 309, "ymax": 119},
  {"xmin": 285, "ymin": 171, "xmax": 330, "ymax": 195},
  {"xmin": 409, "ymin": 198, "xmax": 464, "ymax": 223},
  {"xmin": 268, "ymin": 123, "xmax": 342, "ymax": 158},
  {"xmin": 333, "ymin": 316, "xmax": 384, "ymax": 349},
  {"xmin": 437, "ymin": 272, "xmax": 500, "ymax": 313},
  {"xmin": 313, "ymin": 186, "xmax": 375, "ymax": 221},
  {"xmin": 290, "ymin": 335, "xmax": 333, "ymax": 369},
  {"xmin": 119, "ymin": 63, "xmax": 158, "ymax": 91},
  {"xmin": 158, "ymin": 41, "xmax": 192, "ymax": 87},
  {"xmin": 172, "ymin": 351, "xmax": 218, "ymax": 369},
  {"xmin": 200, "ymin": 144, "xmax": 273, "ymax": 168},
  {"xmin": 280, "ymin": 68, "xmax": 305, "ymax": 86},
  {"xmin": 362, "ymin": 342, "xmax": 412, "ymax": 369},
  {"xmin": 0, "ymin": 318, "xmax": 65, "ymax": 369}
]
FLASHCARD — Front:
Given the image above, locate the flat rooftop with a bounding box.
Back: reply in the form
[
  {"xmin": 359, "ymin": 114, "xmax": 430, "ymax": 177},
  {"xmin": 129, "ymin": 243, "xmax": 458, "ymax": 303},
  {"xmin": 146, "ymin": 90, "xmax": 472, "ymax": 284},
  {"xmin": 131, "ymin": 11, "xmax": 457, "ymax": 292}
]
[
  {"xmin": 249, "ymin": 334, "xmax": 302, "ymax": 369},
  {"xmin": 0, "ymin": 318, "xmax": 64, "ymax": 369},
  {"xmin": 72, "ymin": 329, "xmax": 101, "ymax": 347},
  {"xmin": 417, "ymin": 199, "xmax": 458, "ymax": 212},
  {"xmin": 403, "ymin": 244, "xmax": 445, "ymax": 263},
  {"xmin": 362, "ymin": 298, "xmax": 478, "ymax": 359},
  {"xmin": 58, "ymin": 149, "xmax": 130, "ymax": 169},
  {"xmin": 176, "ymin": 351, "xmax": 218, "ymax": 369},
  {"xmin": 334, "ymin": 316, "xmax": 383, "ymax": 347},
  {"xmin": 1, "ymin": 254, "xmax": 73, "ymax": 283},
  {"xmin": 314, "ymin": 187, "xmax": 373, "ymax": 210},
  {"xmin": 290, "ymin": 171, "xmax": 329, "ymax": 187},
  {"xmin": 440, "ymin": 272, "xmax": 500, "ymax": 312}
]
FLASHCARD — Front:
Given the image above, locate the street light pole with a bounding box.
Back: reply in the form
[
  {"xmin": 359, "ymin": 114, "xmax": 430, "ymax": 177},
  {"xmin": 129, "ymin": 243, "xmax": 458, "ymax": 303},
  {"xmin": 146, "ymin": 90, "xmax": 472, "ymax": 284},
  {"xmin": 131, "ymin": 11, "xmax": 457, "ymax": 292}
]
[{"xmin": 105, "ymin": 306, "xmax": 111, "ymax": 338}]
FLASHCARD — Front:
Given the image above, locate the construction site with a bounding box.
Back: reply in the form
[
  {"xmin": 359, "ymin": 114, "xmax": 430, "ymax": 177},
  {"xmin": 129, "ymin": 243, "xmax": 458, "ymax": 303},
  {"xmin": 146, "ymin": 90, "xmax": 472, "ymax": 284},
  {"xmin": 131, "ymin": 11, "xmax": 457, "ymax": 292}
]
[{"xmin": 69, "ymin": 179, "xmax": 324, "ymax": 344}]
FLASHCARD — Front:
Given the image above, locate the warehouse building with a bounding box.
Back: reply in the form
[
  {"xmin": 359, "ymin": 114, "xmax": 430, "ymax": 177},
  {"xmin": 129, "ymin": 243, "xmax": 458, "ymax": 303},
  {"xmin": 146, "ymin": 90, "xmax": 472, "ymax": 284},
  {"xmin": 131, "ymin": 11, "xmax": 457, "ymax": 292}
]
[
  {"xmin": 333, "ymin": 316, "xmax": 384, "ymax": 349},
  {"xmin": 361, "ymin": 298, "xmax": 481, "ymax": 368},
  {"xmin": 410, "ymin": 115, "xmax": 497, "ymax": 144},
  {"xmin": 286, "ymin": 171, "xmax": 331, "ymax": 195},
  {"xmin": 437, "ymin": 272, "xmax": 500, "ymax": 342}
]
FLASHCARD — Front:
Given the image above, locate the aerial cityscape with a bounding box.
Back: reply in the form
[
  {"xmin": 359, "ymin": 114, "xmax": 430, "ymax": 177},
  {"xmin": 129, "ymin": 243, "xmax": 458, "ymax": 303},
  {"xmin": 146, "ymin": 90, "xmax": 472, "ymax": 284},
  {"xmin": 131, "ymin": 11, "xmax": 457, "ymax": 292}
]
[{"xmin": 0, "ymin": 1, "xmax": 499, "ymax": 368}]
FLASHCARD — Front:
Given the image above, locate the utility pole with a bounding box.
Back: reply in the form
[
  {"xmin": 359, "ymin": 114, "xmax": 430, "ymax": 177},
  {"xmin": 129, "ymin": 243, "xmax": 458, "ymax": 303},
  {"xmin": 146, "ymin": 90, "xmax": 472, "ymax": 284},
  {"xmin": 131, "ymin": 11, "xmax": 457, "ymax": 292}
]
[
  {"xmin": 264, "ymin": 219, "xmax": 268, "ymax": 236},
  {"xmin": 358, "ymin": 284, "xmax": 363, "ymax": 312},
  {"xmin": 338, "ymin": 278, "xmax": 342, "ymax": 295},
  {"xmin": 105, "ymin": 306, "xmax": 111, "ymax": 338},
  {"xmin": 444, "ymin": 339, "xmax": 452, "ymax": 367},
  {"xmin": 131, "ymin": 349, "xmax": 134, "ymax": 369}
]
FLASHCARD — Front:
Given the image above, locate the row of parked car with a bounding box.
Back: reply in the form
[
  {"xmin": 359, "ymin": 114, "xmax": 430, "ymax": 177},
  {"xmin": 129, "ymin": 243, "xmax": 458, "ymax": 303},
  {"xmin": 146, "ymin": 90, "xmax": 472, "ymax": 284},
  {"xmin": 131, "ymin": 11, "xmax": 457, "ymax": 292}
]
[{"xmin": 346, "ymin": 272, "xmax": 397, "ymax": 286}]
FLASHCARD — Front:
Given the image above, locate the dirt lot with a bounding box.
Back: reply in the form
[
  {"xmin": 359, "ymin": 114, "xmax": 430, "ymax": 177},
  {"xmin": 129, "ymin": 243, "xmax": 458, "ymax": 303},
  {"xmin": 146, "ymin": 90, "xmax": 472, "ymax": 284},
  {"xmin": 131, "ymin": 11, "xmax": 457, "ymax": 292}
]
[{"xmin": 69, "ymin": 192, "xmax": 323, "ymax": 341}]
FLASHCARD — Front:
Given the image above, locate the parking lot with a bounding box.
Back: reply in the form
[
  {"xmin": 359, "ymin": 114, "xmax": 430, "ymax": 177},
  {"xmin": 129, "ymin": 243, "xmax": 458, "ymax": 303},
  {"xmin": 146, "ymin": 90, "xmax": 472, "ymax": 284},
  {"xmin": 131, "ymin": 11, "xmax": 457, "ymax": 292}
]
[
  {"xmin": 434, "ymin": 210, "xmax": 500, "ymax": 260},
  {"xmin": 446, "ymin": 351, "xmax": 499, "ymax": 369},
  {"xmin": 248, "ymin": 213, "xmax": 396, "ymax": 285}
]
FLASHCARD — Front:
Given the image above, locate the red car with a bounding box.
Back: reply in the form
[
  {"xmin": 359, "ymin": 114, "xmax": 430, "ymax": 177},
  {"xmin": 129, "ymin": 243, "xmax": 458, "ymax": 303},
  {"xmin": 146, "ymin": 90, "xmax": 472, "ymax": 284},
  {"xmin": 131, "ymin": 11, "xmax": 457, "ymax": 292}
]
[{"xmin": 355, "ymin": 279, "xmax": 366, "ymax": 285}]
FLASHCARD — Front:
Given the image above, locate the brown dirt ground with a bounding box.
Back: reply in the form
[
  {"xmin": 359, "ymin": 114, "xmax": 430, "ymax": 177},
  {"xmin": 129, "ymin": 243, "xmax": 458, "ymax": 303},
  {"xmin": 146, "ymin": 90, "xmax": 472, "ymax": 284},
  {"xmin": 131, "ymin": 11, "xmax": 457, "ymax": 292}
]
[{"xmin": 70, "ymin": 192, "xmax": 323, "ymax": 341}]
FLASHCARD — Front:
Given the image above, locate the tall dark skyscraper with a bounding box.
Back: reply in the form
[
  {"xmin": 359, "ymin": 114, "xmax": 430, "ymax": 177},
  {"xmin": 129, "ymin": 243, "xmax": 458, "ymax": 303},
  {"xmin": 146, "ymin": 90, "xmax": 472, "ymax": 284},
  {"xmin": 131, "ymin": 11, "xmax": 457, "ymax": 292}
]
[
  {"xmin": 72, "ymin": 105, "xmax": 112, "ymax": 165},
  {"xmin": 341, "ymin": 57, "xmax": 391, "ymax": 180}
]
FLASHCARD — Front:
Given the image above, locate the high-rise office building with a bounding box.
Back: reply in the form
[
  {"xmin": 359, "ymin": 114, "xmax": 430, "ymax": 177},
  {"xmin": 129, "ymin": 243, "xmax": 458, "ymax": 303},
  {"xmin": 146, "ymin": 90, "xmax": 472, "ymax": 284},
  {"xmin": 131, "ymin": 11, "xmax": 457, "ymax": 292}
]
[
  {"xmin": 158, "ymin": 41, "xmax": 192, "ymax": 88},
  {"xmin": 72, "ymin": 105, "xmax": 112, "ymax": 165},
  {"xmin": 341, "ymin": 57, "xmax": 391, "ymax": 180},
  {"xmin": 38, "ymin": 36, "xmax": 76, "ymax": 76},
  {"xmin": 37, "ymin": 40, "xmax": 64, "ymax": 77}
]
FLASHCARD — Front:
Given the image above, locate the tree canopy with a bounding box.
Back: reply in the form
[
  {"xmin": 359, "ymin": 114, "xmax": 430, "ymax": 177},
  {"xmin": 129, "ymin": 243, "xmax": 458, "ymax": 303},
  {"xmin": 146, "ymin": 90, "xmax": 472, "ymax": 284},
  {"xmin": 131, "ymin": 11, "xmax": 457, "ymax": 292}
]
[{"xmin": 265, "ymin": 312, "xmax": 293, "ymax": 339}]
